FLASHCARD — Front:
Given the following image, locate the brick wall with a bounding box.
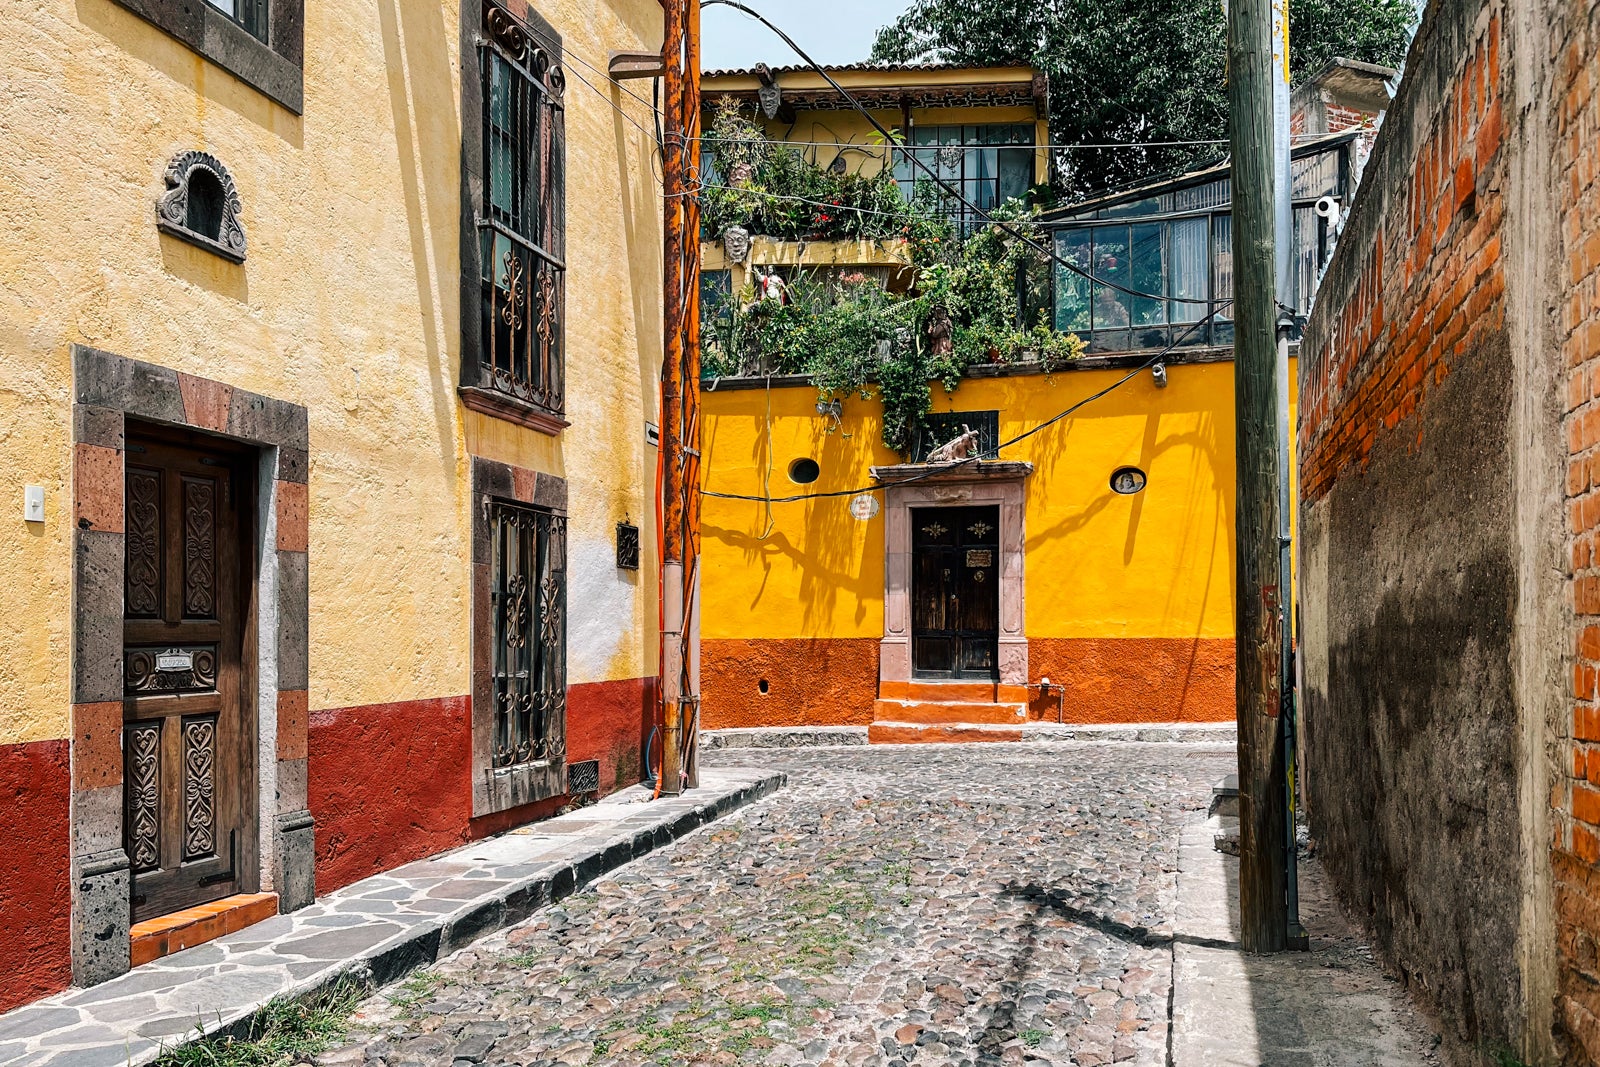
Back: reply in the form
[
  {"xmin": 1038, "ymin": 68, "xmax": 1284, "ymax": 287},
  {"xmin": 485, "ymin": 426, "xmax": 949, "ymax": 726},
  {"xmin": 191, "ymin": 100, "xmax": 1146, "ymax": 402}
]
[
  {"xmin": 1299, "ymin": 15, "xmax": 1505, "ymax": 503},
  {"xmin": 1553, "ymin": 0, "xmax": 1600, "ymax": 1057}
]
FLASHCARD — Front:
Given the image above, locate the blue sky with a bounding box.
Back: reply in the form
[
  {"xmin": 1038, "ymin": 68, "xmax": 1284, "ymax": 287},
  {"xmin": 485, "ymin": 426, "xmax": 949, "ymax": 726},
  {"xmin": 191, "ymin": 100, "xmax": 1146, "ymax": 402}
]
[{"xmin": 702, "ymin": 0, "xmax": 914, "ymax": 71}]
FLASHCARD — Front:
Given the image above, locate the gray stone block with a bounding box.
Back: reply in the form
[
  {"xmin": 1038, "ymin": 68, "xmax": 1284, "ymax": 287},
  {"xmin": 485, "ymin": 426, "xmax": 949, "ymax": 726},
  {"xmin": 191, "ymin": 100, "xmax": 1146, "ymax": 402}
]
[
  {"xmin": 275, "ymin": 551, "xmax": 308, "ymax": 690},
  {"xmin": 72, "ymin": 346, "xmax": 185, "ymax": 426},
  {"xmin": 70, "ymin": 861, "xmax": 130, "ymax": 988},
  {"xmin": 276, "ymin": 815, "xmax": 316, "ymax": 911},
  {"xmin": 71, "ymin": 531, "xmax": 123, "ymax": 705}
]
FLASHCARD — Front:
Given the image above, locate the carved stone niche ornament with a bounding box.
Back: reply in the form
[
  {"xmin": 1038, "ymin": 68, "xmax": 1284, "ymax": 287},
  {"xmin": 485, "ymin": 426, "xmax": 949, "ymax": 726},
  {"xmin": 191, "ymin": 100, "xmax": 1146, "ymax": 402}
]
[{"xmin": 156, "ymin": 152, "xmax": 246, "ymax": 263}]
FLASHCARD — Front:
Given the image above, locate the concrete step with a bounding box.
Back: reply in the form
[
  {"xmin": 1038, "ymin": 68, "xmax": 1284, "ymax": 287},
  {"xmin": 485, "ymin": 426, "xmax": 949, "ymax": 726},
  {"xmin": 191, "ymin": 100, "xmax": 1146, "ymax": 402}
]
[
  {"xmin": 872, "ymin": 699, "xmax": 1027, "ymax": 725},
  {"xmin": 867, "ymin": 721, "xmax": 1026, "ymax": 744},
  {"xmin": 879, "ymin": 680, "xmax": 1030, "ymax": 704},
  {"xmin": 1209, "ymin": 773, "xmax": 1240, "ymax": 818}
]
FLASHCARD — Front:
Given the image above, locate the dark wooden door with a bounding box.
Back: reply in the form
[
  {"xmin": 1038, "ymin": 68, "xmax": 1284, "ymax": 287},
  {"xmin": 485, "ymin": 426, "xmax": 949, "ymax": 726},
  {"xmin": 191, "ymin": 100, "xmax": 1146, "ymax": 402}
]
[
  {"xmin": 122, "ymin": 430, "xmax": 257, "ymax": 922},
  {"xmin": 911, "ymin": 505, "xmax": 1000, "ymax": 679}
]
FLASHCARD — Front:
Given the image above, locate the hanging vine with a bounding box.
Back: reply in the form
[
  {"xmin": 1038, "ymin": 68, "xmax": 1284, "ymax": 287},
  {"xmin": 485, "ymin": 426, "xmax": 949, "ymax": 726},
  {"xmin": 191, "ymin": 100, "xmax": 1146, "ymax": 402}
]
[{"xmin": 699, "ymin": 99, "xmax": 1086, "ymax": 455}]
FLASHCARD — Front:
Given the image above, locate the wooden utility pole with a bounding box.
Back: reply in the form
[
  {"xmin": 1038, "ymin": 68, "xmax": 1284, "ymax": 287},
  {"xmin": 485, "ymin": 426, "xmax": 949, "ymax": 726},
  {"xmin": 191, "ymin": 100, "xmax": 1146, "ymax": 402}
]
[
  {"xmin": 658, "ymin": 0, "xmax": 702, "ymax": 795},
  {"xmin": 1228, "ymin": 0, "xmax": 1289, "ymax": 952},
  {"xmin": 659, "ymin": 0, "xmax": 686, "ymax": 796}
]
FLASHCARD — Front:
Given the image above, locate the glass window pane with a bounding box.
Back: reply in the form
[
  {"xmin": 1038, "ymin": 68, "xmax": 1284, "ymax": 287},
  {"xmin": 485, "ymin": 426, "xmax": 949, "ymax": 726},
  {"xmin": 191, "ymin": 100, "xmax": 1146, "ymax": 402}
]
[
  {"xmin": 1169, "ymin": 217, "xmax": 1208, "ymax": 324},
  {"xmin": 998, "ymin": 148, "xmax": 1032, "ymax": 204},
  {"xmin": 1054, "ymin": 229, "xmax": 1091, "ymax": 333},
  {"xmin": 1212, "ymin": 214, "xmax": 1233, "ymax": 321},
  {"xmin": 1091, "ymin": 226, "xmax": 1131, "ymax": 331},
  {"xmin": 1130, "ymin": 223, "xmax": 1165, "ymax": 326}
]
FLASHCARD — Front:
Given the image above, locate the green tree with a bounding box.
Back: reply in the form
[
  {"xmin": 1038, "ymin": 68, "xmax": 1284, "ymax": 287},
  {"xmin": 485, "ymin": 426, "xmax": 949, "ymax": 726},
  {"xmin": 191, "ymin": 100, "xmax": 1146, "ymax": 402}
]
[{"xmin": 871, "ymin": 0, "xmax": 1416, "ymax": 199}]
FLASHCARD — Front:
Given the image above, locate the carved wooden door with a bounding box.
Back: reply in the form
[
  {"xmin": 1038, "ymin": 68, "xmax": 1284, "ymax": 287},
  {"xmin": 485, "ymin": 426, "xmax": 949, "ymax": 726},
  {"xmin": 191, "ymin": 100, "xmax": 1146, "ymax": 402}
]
[
  {"xmin": 123, "ymin": 431, "xmax": 256, "ymax": 922},
  {"xmin": 911, "ymin": 505, "xmax": 1000, "ymax": 680}
]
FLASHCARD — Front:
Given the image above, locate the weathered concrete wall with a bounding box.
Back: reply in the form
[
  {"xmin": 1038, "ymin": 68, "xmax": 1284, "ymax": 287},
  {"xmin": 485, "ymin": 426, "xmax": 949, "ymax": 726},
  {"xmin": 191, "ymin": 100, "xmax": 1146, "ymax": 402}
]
[{"xmin": 1299, "ymin": 0, "xmax": 1567, "ymax": 1060}]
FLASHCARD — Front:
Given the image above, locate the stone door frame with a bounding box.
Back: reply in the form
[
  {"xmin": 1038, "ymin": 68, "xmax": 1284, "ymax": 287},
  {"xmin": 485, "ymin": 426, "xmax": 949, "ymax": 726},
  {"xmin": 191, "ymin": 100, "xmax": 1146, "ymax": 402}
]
[
  {"xmin": 69, "ymin": 345, "xmax": 313, "ymax": 987},
  {"xmin": 872, "ymin": 461, "xmax": 1032, "ymax": 687}
]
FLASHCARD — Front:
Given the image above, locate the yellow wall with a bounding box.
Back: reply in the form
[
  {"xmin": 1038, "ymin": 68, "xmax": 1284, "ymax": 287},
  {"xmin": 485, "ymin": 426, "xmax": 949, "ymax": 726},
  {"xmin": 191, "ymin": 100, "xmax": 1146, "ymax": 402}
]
[
  {"xmin": 0, "ymin": 0, "xmax": 661, "ymax": 744},
  {"xmin": 700, "ymin": 359, "xmax": 1299, "ymax": 643}
]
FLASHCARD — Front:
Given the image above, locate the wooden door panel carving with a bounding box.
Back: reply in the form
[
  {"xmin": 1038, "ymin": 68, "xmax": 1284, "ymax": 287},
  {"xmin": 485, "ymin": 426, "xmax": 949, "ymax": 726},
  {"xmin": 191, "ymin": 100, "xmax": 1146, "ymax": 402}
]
[
  {"xmin": 122, "ymin": 432, "xmax": 256, "ymax": 923},
  {"xmin": 911, "ymin": 505, "xmax": 1000, "ymax": 680}
]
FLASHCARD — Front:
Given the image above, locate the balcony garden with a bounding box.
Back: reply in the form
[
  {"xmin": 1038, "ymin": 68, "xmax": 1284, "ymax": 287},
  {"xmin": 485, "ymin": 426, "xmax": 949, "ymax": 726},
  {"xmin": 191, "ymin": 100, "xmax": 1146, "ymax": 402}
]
[{"xmin": 698, "ymin": 98, "xmax": 1084, "ymax": 454}]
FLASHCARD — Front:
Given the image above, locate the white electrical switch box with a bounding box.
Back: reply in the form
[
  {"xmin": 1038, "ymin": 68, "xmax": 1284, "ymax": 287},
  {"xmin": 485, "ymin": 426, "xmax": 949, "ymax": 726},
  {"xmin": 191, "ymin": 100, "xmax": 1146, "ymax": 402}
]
[{"xmin": 23, "ymin": 485, "xmax": 44, "ymax": 523}]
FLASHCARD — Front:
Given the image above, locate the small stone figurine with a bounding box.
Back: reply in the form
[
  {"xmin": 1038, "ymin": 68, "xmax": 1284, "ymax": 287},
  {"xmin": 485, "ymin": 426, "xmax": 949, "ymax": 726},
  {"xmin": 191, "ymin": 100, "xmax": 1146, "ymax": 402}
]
[{"xmin": 927, "ymin": 426, "xmax": 979, "ymax": 464}]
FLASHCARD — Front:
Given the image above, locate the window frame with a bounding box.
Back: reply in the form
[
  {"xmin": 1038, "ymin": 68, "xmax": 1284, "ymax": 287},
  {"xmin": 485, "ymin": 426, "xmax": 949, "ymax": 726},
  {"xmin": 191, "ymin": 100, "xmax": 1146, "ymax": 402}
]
[
  {"xmin": 458, "ymin": 0, "xmax": 570, "ymax": 436},
  {"xmin": 469, "ymin": 457, "xmax": 569, "ymax": 816},
  {"xmin": 108, "ymin": 0, "xmax": 303, "ymax": 112},
  {"xmin": 894, "ymin": 124, "xmax": 1037, "ymax": 236}
]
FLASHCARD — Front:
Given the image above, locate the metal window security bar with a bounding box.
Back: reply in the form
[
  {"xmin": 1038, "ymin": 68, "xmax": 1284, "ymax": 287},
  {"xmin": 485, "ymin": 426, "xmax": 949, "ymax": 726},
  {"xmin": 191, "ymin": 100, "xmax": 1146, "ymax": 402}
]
[
  {"xmin": 915, "ymin": 410, "xmax": 1000, "ymax": 463},
  {"xmin": 490, "ymin": 500, "xmax": 567, "ymax": 769},
  {"xmin": 480, "ymin": 24, "xmax": 566, "ymax": 417},
  {"xmin": 202, "ymin": 0, "xmax": 267, "ymax": 41}
]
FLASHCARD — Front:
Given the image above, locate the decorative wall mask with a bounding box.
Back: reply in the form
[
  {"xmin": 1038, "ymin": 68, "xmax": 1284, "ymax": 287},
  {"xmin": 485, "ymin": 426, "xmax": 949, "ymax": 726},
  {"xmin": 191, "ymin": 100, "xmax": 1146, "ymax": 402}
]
[
  {"xmin": 723, "ymin": 225, "xmax": 751, "ymax": 264},
  {"xmin": 157, "ymin": 152, "xmax": 247, "ymax": 263}
]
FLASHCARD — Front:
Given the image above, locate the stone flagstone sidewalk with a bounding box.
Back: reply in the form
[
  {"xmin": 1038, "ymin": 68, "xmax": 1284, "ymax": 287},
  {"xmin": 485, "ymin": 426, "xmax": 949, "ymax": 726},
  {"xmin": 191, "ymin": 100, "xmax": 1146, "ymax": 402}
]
[{"xmin": 0, "ymin": 767, "xmax": 783, "ymax": 1067}]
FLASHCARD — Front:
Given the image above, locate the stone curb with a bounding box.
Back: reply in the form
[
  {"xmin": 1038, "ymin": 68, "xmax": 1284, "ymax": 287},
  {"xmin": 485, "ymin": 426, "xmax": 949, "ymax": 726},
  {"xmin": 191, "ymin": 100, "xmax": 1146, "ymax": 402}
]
[
  {"xmin": 1024, "ymin": 723, "xmax": 1238, "ymax": 744},
  {"xmin": 0, "ymin": 770, "xmax": 785, "ymax": 1067},
  {"xmin": 701, "ymin": 723, "xmax": 1237, "ymax": 748},
  {"xmin": 702, "ymin": 726, "xmax": 870, "ymax": 748}
]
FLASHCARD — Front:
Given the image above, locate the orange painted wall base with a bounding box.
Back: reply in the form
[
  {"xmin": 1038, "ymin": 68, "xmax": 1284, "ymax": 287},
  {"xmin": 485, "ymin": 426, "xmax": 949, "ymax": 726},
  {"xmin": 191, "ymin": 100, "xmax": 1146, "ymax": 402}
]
[
  {"xmin": 1028, "ymin": 638, "xmax": 1235, "ymax": 723},
  {"xmin": 703, "ymin": 637, "xmax": 1235, "ymax": 727},
  {"xmin": 701, "ymin": 638, "xmax": 879, "ymax": 728}
]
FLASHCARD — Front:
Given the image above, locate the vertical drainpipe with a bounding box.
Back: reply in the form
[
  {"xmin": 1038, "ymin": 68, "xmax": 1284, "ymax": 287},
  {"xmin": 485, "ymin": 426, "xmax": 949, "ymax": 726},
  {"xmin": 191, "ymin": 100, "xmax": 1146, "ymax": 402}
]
[{"xmin": 659, "ymin": 0, "xmax": 686, "ymax": 796}]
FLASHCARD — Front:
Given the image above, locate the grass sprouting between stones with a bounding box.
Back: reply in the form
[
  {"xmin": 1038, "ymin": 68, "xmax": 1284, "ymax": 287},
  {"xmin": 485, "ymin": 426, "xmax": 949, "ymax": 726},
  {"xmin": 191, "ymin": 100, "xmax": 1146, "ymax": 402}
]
[{"xmin": 150, "ymin": 978, "xmax": 367, "ymax": 1067}]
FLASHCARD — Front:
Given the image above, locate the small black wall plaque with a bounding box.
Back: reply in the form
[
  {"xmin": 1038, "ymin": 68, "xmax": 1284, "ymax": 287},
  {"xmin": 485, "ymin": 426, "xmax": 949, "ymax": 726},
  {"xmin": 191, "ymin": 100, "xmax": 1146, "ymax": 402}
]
[{"xmin": 616, "ymin": 520, "xmax": 640, "ymax": 570}]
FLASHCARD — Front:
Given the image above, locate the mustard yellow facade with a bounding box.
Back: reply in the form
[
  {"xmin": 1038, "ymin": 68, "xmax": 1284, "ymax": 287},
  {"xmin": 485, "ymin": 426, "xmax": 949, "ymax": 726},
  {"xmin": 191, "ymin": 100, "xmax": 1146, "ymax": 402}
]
[
  {"xmin": 0, "ymin": 0, "xmax": 663, "ymax": 1008},
  {"xmin": 699, "ymin": 358, "xmax": 1298, "ymax": 728}
]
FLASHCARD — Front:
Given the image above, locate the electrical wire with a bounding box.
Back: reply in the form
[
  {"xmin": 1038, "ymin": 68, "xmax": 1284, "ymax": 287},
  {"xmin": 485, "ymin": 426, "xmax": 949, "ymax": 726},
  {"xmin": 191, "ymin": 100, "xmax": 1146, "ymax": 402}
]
[
  {"xmin": 698, "ymin": 0, "xmax": 1223, "ymax": 310},
  {"xmin": 560, "ymin": 56, "xmax": 662, "ymax": 142},
  {"xmin": 700, "ymin": 303, "xmax": 1229, "ymax": 504}
]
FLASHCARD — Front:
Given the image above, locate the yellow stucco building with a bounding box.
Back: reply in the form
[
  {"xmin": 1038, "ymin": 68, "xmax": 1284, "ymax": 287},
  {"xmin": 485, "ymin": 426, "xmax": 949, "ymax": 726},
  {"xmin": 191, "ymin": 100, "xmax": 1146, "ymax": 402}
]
[
  {"xmin": 695, "ymin": 63, "xmax": 1367, "ymax": 739},
  {"xmin": 0, "ymin": 0, "xmax": 663, "ymax": 1009}
]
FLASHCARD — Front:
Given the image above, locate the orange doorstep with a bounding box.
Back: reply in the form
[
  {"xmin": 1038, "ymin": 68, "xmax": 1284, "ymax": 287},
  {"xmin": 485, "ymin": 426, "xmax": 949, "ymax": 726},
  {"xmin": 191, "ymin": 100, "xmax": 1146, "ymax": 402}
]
[
  {"xmin": 872, "ymin": 699, "xmax": 1027, "ymax": 725},
  {"xmin": 129, "ymin": 892, "xmax": 279, "ymax": 967}
]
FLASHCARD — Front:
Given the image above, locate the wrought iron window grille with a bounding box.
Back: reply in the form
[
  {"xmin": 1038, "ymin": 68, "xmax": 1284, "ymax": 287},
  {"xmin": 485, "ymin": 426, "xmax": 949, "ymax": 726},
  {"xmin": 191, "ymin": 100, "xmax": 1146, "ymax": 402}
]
[
  {"xmin": 489, "ymin": 500, "xmax": 567, "ymax": 770},
  {"xmin": 915, "ymin": 411, "xmax": 1000, "ymax": 463},
  {"xmin": 474, "ymin": 8, "xmax": 567, "ymax": 422}
]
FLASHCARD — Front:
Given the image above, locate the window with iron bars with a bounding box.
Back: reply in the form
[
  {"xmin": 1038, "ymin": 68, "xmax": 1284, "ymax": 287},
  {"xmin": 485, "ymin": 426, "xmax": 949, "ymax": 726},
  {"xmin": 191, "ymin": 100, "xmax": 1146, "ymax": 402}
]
[
  {"xmin": 914, "ymin": 410, "xmax": 1001, "ymax": 463},
  {"xmin": 467, "ymin": 4, "xmax": 567, "ymax": 427},
  {"xmin": 489, "ymin": 500, "xmax": 567, "ymax": 769}
]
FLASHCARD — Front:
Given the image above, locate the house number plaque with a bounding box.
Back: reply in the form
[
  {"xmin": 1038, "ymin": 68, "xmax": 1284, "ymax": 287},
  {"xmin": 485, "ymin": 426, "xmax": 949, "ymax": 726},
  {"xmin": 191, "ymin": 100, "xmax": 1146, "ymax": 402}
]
[
  {"xmin": 965, "ymin": 549, "xmax": 992, "ymax": 568},
  {"xmin": 155, "ymin": 649, "xmax": 195, "ymax": 672}
]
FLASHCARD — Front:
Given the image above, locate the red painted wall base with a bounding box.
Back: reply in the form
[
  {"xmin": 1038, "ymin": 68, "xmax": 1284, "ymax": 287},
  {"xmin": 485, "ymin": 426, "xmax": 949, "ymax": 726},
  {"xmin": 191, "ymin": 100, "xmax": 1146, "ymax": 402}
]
[
  {"xmin": 308, "ymin": 677, "xmax": 653, "ymax": 895},
  {"xmin": 0, "ymin": 739, "xmax": 72, "ymax": 1013}
]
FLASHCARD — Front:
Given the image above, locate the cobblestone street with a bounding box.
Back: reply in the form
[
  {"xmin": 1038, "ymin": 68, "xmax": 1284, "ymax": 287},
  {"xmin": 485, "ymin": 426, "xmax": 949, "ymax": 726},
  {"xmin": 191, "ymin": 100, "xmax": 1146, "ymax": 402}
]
[{"xmin": 327, "ymin": 742, "xmax": 1233, "ymax": 1067}]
